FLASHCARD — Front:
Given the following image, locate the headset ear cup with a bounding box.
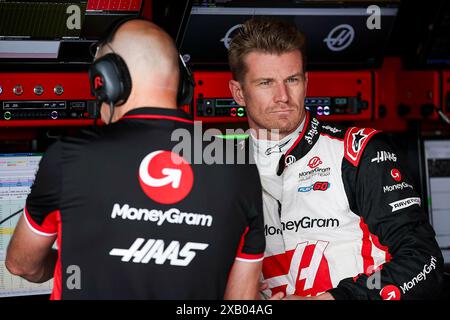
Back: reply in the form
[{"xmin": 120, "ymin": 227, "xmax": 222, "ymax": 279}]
[
  {"xmin": 177, "ymin": 55, "xmax": 195, "ymax": 106},
  {"xmin": 89, "ymin": 53, "xmax": 132, "ymax": 106},
  {"xmin": 109, "ymin": 54, "xmax": 132, "ymax": 106},
  {"xmin": 89, "ymin": 65, "xmax": 104, "ymax": 101}
]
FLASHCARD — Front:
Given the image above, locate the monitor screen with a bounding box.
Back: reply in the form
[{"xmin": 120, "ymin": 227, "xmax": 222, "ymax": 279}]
[
  {"xmin": 423, "ymin": 139, "xmax": 450, "ymax": 264},
  {"xmin": 0, "ymin": 153, "xmax": 53, "ymax": 297},
  {"xmin": 179, "ymin": 5, "xmax": 398, "ymax": 69},
  {"xmin": 0, "ymin": 0, "xmax": 144, "ymax": 63}
]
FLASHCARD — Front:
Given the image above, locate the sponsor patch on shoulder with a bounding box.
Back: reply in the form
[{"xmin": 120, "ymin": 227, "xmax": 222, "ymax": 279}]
[
  {"xmin": 389, "ymin": 197, "xmax": 421, "ymax": 212},
  {"xmin": 322, "ymin": 125, "xmax": 342, "ymax": 134},
  {"xmin": 344, "ymin": 127, "xmax": 379, "ymax": 166}
]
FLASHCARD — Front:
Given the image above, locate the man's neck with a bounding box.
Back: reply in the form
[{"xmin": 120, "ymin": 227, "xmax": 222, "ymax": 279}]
[
  {"xmin": 251, "ymin": 117, "xmax": 307, "ymax": 141},
  {"xmin": 111, "ymin": 95, "xmax": 177, "ymax": 123}
]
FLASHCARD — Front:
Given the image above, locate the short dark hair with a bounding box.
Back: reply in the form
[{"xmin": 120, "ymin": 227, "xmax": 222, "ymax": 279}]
[{"xmin": 228, "ymin": 17, "xmax": 307, "ymax": 82}]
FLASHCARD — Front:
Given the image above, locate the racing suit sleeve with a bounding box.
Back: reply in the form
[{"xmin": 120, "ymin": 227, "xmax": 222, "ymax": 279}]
[
  {"xmin": 24, "ymin": 140, "xmax": 62, "ymax": 236},
  {"xmin": 328, "ymin": 134, "xmax": 444, "ymax": 300}
]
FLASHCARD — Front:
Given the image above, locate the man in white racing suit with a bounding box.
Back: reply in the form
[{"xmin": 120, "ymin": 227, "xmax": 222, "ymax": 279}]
[{"xmin": 228, "ymin": 17, "xmax": 443, "ymax": 300}]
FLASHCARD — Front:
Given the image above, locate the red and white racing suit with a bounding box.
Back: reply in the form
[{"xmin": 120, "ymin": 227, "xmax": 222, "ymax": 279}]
[{"xmin": 252, "ymin": 112, "xmax": 443, "ymax": 300}]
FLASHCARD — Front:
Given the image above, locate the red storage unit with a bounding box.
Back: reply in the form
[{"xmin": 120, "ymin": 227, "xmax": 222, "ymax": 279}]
[{"xmin": 397, "ymin": 71, "xmax": 440, "ymax": 120}]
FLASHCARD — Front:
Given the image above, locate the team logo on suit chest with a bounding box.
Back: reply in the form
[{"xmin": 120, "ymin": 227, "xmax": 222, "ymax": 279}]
[
  {"xmin": 298, "ymin": 167, "xmax": 331, "ymax": 182},
  {"xmin": 299, "ymin": 156, "xmax": 331, "ymax": 183}
]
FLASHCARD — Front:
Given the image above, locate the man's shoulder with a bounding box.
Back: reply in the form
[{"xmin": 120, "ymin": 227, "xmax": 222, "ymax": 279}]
[
  {"xmin": 336, "ymin": 125, "xmax": 392, "ymax": 167},
  {"xmin": 317, "ymin": 121, "xmax": 387, "ymax": 167},
  {"xmin": 59, "ymin": 126, "xmax": 103, "ymax": 149},
  {"xmin": 59, "ymin": 123, "xmax": 140, "ymax": 149},
  {"xmin": 319, "ymin": 122, "xmax": 347, "ymax": 140},
  {"xmin": 194, "ymin": 136, "xmax": 260, "ymax": 180},
  {"xmin": 198, "ymin": 136, "xmax": 254, "ymax": 166}
]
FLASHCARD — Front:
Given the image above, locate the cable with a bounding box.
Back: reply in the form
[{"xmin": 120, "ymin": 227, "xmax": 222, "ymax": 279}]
[
  {"xmin": 108, "ymin": 101, "xmax": 115, "ymax": 124},
  {"xmin": 437, "ymin": 108, "xmax": 450, "ymax": 125},
  {"xmin": 93, "ymin": 101, "xmax": 114, "ymax": 126},
  {"xmin": 0, "ymin": 208, "xmax": 22, "ymax": 226},
  {"xmin": 94, "ymin": 100, "xmax": 101, "ymax": 127}
]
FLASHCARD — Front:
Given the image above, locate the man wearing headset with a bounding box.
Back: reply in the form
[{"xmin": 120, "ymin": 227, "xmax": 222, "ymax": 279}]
[{"xmin": 6, "ymin": 19, "xmax": 265, "ymax": 299}]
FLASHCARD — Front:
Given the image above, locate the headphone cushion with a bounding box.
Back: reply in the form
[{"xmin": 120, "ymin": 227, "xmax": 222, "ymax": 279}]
[{"xmin": 89, "ymin": 53, "xmax": 132, "ymax": 106}]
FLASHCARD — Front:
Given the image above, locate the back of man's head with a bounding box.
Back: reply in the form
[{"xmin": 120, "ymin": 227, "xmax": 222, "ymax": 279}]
[{"xmin": 96, "ymin": 19, "xmax": 180, "ymax": 115}]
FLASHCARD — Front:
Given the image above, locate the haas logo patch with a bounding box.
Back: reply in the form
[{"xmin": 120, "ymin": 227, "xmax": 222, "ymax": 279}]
[{"xmin": 262, "ymin": 241, "xmax": 333, "ymax": 297}]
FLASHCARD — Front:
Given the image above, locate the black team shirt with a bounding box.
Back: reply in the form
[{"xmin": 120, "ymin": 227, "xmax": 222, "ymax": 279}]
[{"xmin": 24, "ymin": 107, "xmax": 265, "ymax": 299}]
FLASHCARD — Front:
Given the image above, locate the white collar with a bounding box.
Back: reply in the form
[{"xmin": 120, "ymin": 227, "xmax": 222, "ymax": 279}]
[
  {"xmin": 251, "ymin": 117, "xmax": 306, "ymax": 175},
  {"xmin": 252, "ymin": 117, "xmax": 306, "ymax": 156}
]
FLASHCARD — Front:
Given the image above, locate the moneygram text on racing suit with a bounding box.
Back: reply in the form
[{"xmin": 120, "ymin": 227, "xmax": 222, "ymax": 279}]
[{"xmin": 254, "ymin": 112, "xmax": 443, "ymax": 300}]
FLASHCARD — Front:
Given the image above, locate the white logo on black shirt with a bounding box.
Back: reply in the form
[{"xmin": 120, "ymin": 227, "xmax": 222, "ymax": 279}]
[
  {"xmin": 110, "ymin": 238, "xmax": 209, "ymax": 266},
  {"xmin": 111, "ymin": 203, "xmax": 213, "ymax": 227},
  {"xmin": 322, "ymin": 125, "xmax": 342, "ymax": 133},
  {"xmin": 383, "ymin": 182, "xmax": 413, "ymax": 193},
  {"xmin": 371, "ymin": 151, "xmax": 397, "ymax": 163},
  {"xmin": 389, "ymin": 197, "xmax": 421, "ymax": 212}
]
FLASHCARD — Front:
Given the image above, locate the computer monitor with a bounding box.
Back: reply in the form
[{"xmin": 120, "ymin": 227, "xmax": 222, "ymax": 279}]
[
  {"xmin": 179, "ymin": 3, "xmax": 399, "ymax": 69},
  {"xmin": 0, "ymin": 152, "xmax": 53, "ymax": 297},
  {"xmin": 423, "ymin": 138, "xmax": 450, "ymax": 264},
  {"xmin": 0, "ymin": 0, "xmax": 144, "ymax": 63}
]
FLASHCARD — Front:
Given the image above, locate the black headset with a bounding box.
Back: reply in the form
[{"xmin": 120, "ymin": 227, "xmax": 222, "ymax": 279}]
[{"xmin": 88, "ymin": 18, "xmax": 195, "ymax": 109}]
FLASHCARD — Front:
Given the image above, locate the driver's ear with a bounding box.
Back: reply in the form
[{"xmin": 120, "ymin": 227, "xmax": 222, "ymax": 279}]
[
  {"xmin": 304, "ymin": 72, "xmax": 308, "ymax": 93},
  {"xmin": 229, "ymin": 80, "xmax": 246, "ymax": 106}
]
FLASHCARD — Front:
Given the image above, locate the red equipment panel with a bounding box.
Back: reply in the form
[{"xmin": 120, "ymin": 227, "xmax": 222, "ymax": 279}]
[
  {"xmin": 0, "ymin": 73, "xmax": 92, "ymax": 100},
  {"xmin": 193, "ymin": 71, "xmax": 374, "ymax": 123},
  {"xmin": 193, "ymin": 71, "xmax": 244, "ymax": 123},
  {"xmin": 307, "ymin": 71, "xmax": 374, "ymax": 121},
  {"xmin": 397, "ymin": 71, "xmax": 440, "ymax": 120},
  {"xmin": 0, "ymin": 73, "xmax": 97, "ymax": 127}
]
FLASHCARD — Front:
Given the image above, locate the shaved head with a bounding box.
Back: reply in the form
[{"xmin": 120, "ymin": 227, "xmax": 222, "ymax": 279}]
[{"xmin": 96, "ymin": 19, "xmax": 180, "ymax": 122}]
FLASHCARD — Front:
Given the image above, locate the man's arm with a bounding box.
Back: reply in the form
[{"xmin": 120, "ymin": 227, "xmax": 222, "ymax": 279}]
[
  {"xmin": 226, "ymin": 154, "xmax": 266, "ymax": 299},
  {"xmin": 6, "ymin": 141, "xmax": 62, "ymax": 283},
  {"xmin": 224, "ymin": 260, "xmax": 262, "ymax": 299},
  {"xmin": 6, "ymin": 214, "xmax": 57, "ymax": 283},
  {"xmin": 329, "ymin": 133, "xmax": 444, "ymax": 300}
]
